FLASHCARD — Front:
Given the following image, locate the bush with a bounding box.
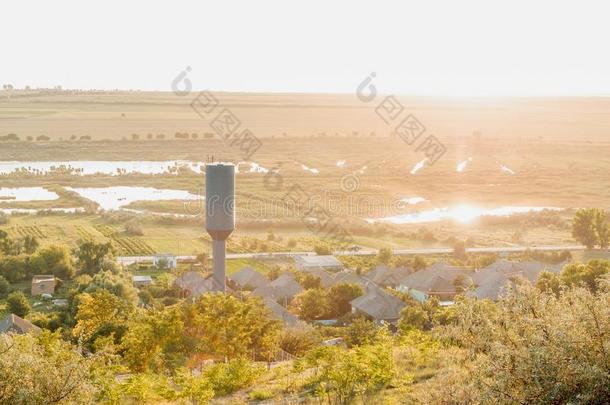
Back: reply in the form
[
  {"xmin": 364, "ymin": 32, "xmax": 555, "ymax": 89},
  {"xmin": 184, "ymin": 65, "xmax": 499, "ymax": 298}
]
[
  {"xmin": 125, "ymin": 221, "xmax": 144, "ymax": 236},
  {"xmin": 204, "ymin": 358, "xmax": 262, "ymax": 396},
  {"xmin": 7, "ymin": 290, "xmax": 31, "ymax": 317},
  {"xmin": 249, "ymin": 388, "xmax": 274, "ymax": 400}
]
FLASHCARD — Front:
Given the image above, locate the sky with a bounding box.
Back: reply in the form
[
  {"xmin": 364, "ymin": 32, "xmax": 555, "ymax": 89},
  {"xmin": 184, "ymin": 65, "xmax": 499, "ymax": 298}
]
[{"xmin": 1, "ymin": 0, "xmax": 610, "ymax": 96}]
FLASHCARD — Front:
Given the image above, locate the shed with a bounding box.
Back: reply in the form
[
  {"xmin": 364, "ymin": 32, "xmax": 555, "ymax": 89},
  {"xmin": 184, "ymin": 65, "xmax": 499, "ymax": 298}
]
[
  {"xmin": 295, "ymin": 255, "xmax": 343, "ymax": 272},
  {"xmin": 132, "ymin": 275, "xmax": 153, "ymax": 287},
  {"xmin": 31, "ymin": 275, "xmax": 55, "ymax": 296}
]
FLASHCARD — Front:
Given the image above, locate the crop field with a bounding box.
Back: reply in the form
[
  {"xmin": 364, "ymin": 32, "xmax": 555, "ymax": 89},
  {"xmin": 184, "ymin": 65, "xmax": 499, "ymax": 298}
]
[{"xmin": 1, "ymin": 91, "xmax": 609, "ymax": 253}]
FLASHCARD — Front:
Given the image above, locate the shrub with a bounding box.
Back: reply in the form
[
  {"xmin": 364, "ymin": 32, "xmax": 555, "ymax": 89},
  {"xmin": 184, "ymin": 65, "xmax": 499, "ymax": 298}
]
[
  {"xmin": 204, "ymin": 358, "xmax": 263, "ymax": 396},
  {"xmin": 7, "ymin": 290, "xmax": 31, "ymax": 317}
]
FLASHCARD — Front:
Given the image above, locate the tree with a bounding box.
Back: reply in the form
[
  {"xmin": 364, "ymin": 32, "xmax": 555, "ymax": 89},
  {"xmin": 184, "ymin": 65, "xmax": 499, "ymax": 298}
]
[
  {"xmin": 0, "ymin": 332, "xmax": 98, "ymax": 404},
  {"xmin": 343, "ymin": 317, "xmax": 379, "ymax": 346},
  {"xmin": 34, "ymin": 244, "xmax": 75, "ymax": 279},
  {"xmin": 428, "ymin": 284, "xmax": 610, "ymax": 404},
  {"xmin": 594, "ymin": 209, "xmax": 610, "ymax": 249},
  {"xmin": 453, "ymin": 240, "xmax": 466, "ymax": 260},
  {"xmin": 182, "ymin": 294, "xmax": 280, "ymax": 361},
  {"xmin": 7, "ymin": 290, "xmax": 31, "ymax": 317},
  {"xmin": 536, "ymin": 270, "xmax": 562, "ymax": 295},
  {"xmin": 298, "ymin": 273, "xmax": 322, "ymax": 289},
  {"xmin": 0, "ymin": 255, "xmax": 27, "ymax": 283},
  {"xmin": 560, "ymin": 259, "xmax": 610, "ymax": 292},
  {"xmin": 23, "ymin": 235, "xmax": 39, "ymax": 254},
  {"xmin": 572, "ymin": 208, "xmax": 598, "ymax": 249},
  {"xmin": 74, "ymin": 241, "xmax": 114, "ymax": 275},
  {"xmin": 411, "ymin": 255, "xmax": 427, "ymax": 272},
  {"xmin": 121, "ymin": 307, "xmax": 184, "ymax": 373},
  {"xmin": 398, "ymin": 305, "xmax": 427, "ymax": 332},
  {"xmin": 314, "ymin": 243, "xmax": 332, "ymax": 255},
  {"xmin": 73, "ymin": 289, "xmax": 126, "ymax": 341},
  {"xmin": 290, "ymin": 288, "xmax": 330, "ymax": 321},
  {"xmin": 377, "ymin": 247, "xmax": 392, "ymax": 264},
  {"xmin": 327, "ymin": 283, "xmax": 363, "ymax": 318},
  {"xmin": 0, "ymin": 275, "xmax": 9, "ymax": 295}
]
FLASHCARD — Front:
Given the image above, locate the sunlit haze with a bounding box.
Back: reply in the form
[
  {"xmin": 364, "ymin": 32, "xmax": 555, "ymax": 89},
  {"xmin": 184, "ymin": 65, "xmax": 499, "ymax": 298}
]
[{"xmin": 2, "ymin": 0, "xmax": 610, "ymax": 96}]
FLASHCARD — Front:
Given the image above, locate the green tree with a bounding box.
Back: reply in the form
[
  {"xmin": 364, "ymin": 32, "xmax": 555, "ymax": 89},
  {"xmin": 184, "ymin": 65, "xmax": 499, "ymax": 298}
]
[
  {"xmin": 398, "ymin": 305, "xmax": 427, "ymax": 332},
  {"xmin": 73, "ymin": 289, "xmax": 127, "ymax": 341},
  {"xmin": 314, "ymin": 243, "xmax": 332, "ymax": 255},
  {"xmin": 291, "ymin": 288, "xmax": 330, "ymax": 321},
  {"xmin": 428, "ymin": 283, "xmax": 610, "ymax": 404},
  {"xmin": 23, "ymin": 235, "xmax": 39, "ymax": 254},
  {"xmin": 536, "ymin": 270, "xmax": 562, "ymax": 295},
  {"xmin": 121, "ymin": 307, "xmax": 184, "ymax": 372},
  {"xmin": 594, "ymin": 209, "xmax": 610, "ymax": 249},
  {"xmin": 377, "ymin": 247, "xmax": 392, "ymax": 264},
  {"xmin": 0, "ymin": 255, "xmax": 27, "ymax": 282},
  {"xmin": 298, "ymin": 273, "xmax": 322, "ymax": 289},
  {"xmin": 0, "ymin": 275, "xmax": 9, "ymax": 295},
  {"xmin": 0, "ymin": 332, "xmax": 98, "ymax": 404},
  {"xmin": 182, "ymin": 294, "xmax": 280, "ymax": 361},
  {"xmin": 7, "ymin": 290, "xmax": 31, "ymax": 317},
  {"xmin": 327, "ymin": 283, "xmax": 363, "ymax": 318},
  {"xmin": 34, "ymin": 244, "xmax": 75, "ymax": 279},
  {"xmin": 411, "ymin": 255, "xmax": 427, "ymax": 272},
  {"xmin": 572, "ymin": 208, "xmax": 598, "ymax": 249},
  {"xmin": 75, "ymin": 241, "xmax": 114, "ymax": 275},
  {"xmin": 560, "ymin": 259, "xmax": 610, "ymax": 292}
]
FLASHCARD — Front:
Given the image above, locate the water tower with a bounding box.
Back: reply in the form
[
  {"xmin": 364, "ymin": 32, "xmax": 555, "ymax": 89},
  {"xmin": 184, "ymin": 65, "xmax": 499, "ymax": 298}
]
[{"xmin": 205, "ymin": 163, "xmax": 235, "ymax": 292}]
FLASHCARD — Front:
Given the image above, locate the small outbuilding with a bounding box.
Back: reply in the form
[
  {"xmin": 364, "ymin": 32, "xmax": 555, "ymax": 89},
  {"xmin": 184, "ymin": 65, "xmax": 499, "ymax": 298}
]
[
  {"xmin": 132, "ymin": 275, "xmax": 153, "ymax": 287},
  {"xmin": 31, "ymin": 275, "xmax": 55, "ymax": 296},
  {"xmin": 295, "ymin": 255, "xmax": 343, "ymax": 272}
]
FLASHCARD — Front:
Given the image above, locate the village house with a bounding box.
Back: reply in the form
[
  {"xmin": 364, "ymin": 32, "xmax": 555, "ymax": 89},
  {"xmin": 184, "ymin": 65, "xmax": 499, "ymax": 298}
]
[{"xmin": 398, "ymin": 263, "xmax": 473, "ymax": 304}]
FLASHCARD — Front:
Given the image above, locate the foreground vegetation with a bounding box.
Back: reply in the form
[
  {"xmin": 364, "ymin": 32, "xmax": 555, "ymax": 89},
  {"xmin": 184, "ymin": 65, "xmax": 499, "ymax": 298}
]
[{"xmin": 0, "ymin": 223, "xmax": 609, "ymax": 403}]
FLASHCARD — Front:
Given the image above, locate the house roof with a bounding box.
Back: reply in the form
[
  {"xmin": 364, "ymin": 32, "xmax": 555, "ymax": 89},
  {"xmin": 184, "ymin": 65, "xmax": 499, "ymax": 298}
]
[
  {"xmin": 132, "ymin": 275, "xmax": 153, "ymax": 283},
  {"xmin": 0, "ymin": 314, "xmax": 41, "ymax": 335},
  {"xmin": 229, "ymin": 267, "xmax": 269, "ymax": 290},
  {"xmin": 32, "ymin": 275, "xmax": 55, "ymax": 283},
  {"xmin": 253, "ymin": 274, "xmax": 303, "ymax": 300},
  {"xmin": 295, "ymin": 255, "xmax": 342, "ymax": 270},
  {"xmin": 300, "ymin": 268, "xmax": 334, "ymax": 288},
  {"xmin": 365, "ymin": 265, "xmax": 411, "ymax": 286},
  {"xmin": 332, "ymin": 271, "xmax": 369, "ymax": 288},
  {"xmin": 470, "ymin": 271, "xmax": 514, "ymax": 300},
  {"xmin": 399, "ymin": 263, "xmax": 472, "ymax": 293},
  {"xmin": 350, "ymin": 287, "xmax": 405, "ymax": 321},
  {"xmin": 263, "ymin": 298, "xmax": 300, "ymax": 326},
  {"xmin": 175, "ymin": 271, "xmax": 227, "ymax": 297},
  {"xmin": 472, "ymin": 260, "xmax": 553, "ymax": 285}
]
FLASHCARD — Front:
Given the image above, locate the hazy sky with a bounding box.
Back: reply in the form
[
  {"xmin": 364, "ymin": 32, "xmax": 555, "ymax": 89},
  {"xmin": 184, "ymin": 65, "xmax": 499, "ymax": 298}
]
[{"xmin": 2, "ymin": 0, "xmax": 610, "ymax": 96}]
